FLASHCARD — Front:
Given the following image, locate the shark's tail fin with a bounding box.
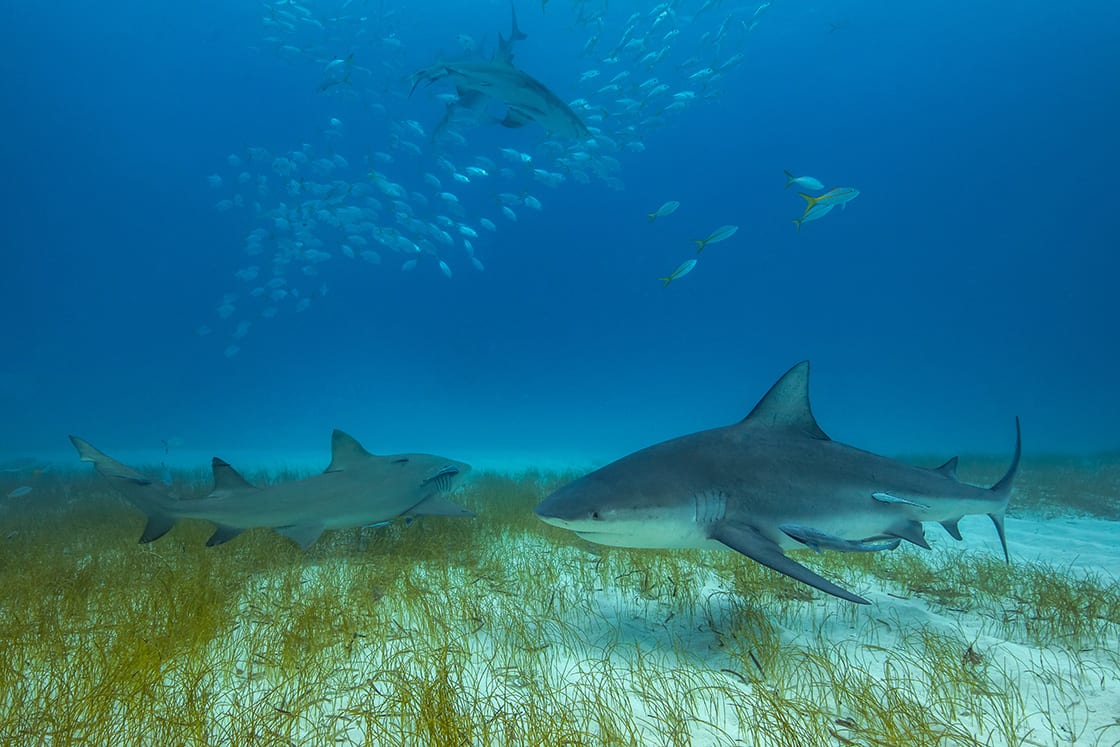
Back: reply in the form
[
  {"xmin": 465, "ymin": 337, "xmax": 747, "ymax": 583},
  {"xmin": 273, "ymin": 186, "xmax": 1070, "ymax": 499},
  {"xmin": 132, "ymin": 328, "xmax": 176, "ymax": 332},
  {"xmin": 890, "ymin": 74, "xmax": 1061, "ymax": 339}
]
[
  {"xmin": 509, "ymin": 4, "xmax": 527, "ymax": 42},
  {"xmin": 69, "ymin": 435, "xmax": 179, "ymax": 543},
  {"xmin": 986, "ymin": 416, "xmax": 1021, "ymax": 562}
]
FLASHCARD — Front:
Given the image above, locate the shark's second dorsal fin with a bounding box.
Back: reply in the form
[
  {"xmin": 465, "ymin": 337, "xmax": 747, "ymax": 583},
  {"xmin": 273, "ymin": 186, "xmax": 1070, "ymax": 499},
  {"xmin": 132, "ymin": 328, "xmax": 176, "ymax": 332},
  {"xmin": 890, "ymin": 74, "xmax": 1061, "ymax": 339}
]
[
  {"xmin": 740, "ymin": 361, "xmax": 830, "ymax": 440},
  {"xmin": 325, "ymin": 429, "xmax": 375, "ymax": 473},
  {"xmin": 933, "ymin": 456, "xmax": 959, "ymax": 480},
  {"xmin": 211, "ymin": 458, "xmax": 255, "ymax": 494}
]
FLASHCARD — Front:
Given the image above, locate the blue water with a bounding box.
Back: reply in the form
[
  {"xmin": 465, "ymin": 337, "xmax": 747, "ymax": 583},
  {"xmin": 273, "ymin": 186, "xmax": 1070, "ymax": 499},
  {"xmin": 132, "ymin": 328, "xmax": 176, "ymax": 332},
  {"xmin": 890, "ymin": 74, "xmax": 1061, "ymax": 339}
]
[{"xmin": 2, "ymin": 0, "xmax": 1118, "ymax": 471}]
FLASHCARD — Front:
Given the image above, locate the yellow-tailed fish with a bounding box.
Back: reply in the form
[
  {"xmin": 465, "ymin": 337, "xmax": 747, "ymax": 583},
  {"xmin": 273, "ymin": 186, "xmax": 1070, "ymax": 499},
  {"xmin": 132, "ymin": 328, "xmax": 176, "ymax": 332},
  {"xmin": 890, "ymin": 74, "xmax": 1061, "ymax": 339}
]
[
  {"xmin": 660, "ymin": 259, "xmax": 697, "ymax": 287},
  {"xmin": 648, "ymin": 200, "xmax": 680, "ymax": 222},
  {"xmin": 694, "ymin": 224, "xmax": 738, "ymax": 252},
  {"xmin": 792, "ymin": 203, "xmax": 834, "ymax": 232},
  {"xmin": 783, "ymin": 170, "xmax": 824, "ymax": 190},
  {"xmin": 799, "ymin": 187, "xmax": 860, "ymax": 212}
]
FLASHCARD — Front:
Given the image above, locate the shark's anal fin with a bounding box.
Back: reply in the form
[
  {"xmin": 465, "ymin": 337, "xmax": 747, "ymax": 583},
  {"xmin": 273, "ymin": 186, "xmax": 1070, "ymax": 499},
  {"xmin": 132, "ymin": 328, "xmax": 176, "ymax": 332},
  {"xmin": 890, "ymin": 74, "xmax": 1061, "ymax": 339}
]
[
  {"xmin": 940, "ymin": 518, "xmax": 964, "ymax": 541},
  {"xmin": 711, "ymin": 522, "xmax": 870, "ymax": 605},
  {"xmin": 206, "ymin": 525, "xmax": 244, "ymax": 547},
  {"xmin": 780, "ymin": 524, "xmax": 901, "ymax": 554},
  {"xmin": 277, "ymin": 524, "xmax": 324, "ymax": 550}
]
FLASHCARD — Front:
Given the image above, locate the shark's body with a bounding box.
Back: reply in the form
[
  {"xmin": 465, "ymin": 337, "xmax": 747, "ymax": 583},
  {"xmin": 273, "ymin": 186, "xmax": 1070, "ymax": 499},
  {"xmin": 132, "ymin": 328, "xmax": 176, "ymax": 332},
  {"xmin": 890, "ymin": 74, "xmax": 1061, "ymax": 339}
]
[
  {"xmin": 412, "ymin": 57, "xmax": 589, "ymax": 140},
  {"xmin": 70, "ymin": 430, "xmax": 472, "ymax": 548},
  {"xmin": 534, "ymin": 361, "xmax": 1020, "ymax": 604},
  {"xmin": 433, "ymin": 5, "xmax": 528, "ymax": 140}
]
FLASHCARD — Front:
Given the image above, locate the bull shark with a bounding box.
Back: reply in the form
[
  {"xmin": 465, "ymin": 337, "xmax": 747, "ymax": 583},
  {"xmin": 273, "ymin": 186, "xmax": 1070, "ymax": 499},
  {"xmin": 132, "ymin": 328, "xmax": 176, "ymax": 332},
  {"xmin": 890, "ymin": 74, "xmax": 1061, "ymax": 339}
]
[
  {"xmin": 433, "ymin": 5, "xmax": 528, "ymax": 139},
  {"xmin": 69, "ymin": 430, "xmax": 473, "ymax": 549},
  {"xmin": 411, "ymin": 11, "xmax": 590, "ymax": 142},
  {"xmin": 534, "ymin": 361, "xmax": 1020, "ymax": 605}
]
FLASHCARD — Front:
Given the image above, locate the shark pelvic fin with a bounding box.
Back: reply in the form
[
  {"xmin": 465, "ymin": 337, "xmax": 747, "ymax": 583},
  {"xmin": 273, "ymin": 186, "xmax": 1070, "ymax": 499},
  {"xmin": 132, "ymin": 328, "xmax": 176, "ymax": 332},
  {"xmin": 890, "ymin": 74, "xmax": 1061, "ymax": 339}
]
[
  {"xmin": 326, "ymin": 429, "xmax": 375, "ymax": 472},
  {"xmin": 740, "ymin": 361, "xmax": 830, "ymax": 440},
  {"xmin": 211, "ymin": 458, "xmax": 256, "ymax": 494},
  {"xmin": 711, "ymin": 522, "xmax": 869, "ymax": 604}
]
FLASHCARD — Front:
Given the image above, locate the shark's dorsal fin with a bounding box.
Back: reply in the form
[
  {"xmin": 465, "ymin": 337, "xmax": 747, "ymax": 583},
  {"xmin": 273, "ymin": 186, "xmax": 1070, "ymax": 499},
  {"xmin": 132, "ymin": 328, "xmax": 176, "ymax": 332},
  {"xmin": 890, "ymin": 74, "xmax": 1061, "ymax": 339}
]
[
  {"xmin": 740, "ymin": 361, "xmax": 830, "ymax": 440},
  {"xmin": 933, "ymin": 456, "xmax": 959, "ymax": 480},
  {"xmin": 326, "ymin": 429, "xmax": 375, "ymax": 473},
  {"xmin": 211, "ymin": 458, "xmax": 255, "ymax": 493}
]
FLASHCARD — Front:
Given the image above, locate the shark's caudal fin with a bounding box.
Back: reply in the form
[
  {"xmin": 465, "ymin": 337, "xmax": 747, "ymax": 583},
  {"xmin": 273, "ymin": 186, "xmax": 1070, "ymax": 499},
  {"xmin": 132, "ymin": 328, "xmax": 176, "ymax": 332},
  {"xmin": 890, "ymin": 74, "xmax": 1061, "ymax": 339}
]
[
  {"xmin": 69, "ymin": 435, "xmax": 178, "ymax": 543},
  {"xmin": 986, "ymin": 416, "xmax": 1021, "ymax": 562}
]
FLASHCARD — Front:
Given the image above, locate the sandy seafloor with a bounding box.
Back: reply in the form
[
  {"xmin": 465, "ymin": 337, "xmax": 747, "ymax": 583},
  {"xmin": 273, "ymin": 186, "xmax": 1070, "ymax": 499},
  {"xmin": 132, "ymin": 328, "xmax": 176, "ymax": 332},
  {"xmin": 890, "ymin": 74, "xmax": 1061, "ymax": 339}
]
[{"xmin": 1, "ymin": 454, "xmax": 1118, "ymax": 746}]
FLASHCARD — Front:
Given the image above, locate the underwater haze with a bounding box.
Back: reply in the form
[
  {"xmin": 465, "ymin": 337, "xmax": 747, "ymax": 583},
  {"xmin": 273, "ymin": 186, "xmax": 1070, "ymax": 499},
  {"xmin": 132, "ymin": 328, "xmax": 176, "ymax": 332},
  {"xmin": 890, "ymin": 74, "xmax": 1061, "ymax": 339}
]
[{"xmin": 2, "ymin": 0, "xmax": 1119, "ymax": 469}]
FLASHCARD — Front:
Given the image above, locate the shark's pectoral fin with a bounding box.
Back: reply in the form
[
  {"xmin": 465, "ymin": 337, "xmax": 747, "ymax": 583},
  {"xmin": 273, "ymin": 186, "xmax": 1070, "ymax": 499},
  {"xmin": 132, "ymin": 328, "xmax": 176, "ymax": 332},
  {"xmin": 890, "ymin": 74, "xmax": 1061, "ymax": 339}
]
[
  {"xmin": 711, "ymin": 522, "xmax": 870, "ymax": 605},
  {"xmin": 884, "ymin": 520, "xmax": 931, "ymax": 550},
  {"xmin": 408, "ymin": 496, "xmax": 475, "ymax": 518},
  {"xmin": 276, "ymin": 524, "xmax": 325, "ymax": 550},
  {"xmin": 206, "ymin": 524, "xmax": 244, "ymax": 547},
  {"xmin": 780, "ymin": 524, "xmax": 901, "ymax": 554},
  {"xmin": 139, "ymin": 513, "xmax": 176, "ymax": 543}
]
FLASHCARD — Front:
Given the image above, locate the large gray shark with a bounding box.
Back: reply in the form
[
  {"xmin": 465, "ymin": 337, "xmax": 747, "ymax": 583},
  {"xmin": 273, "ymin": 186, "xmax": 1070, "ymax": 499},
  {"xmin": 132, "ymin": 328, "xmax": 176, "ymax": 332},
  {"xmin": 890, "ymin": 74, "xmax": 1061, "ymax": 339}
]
[
  {"xmin": 411, "ymin": 56, "xmax": 590, "ymax": 140},
  {"xmin": 70, "ymin": 430, "xmax": 473, "ymax": 548},
  {"xmin": 433, "ymin": 5, "xmax": 528, "ymax": 139},
  {"xmin": 534, "ymin": 361, "xmax": 1020, "ymax": 604}
]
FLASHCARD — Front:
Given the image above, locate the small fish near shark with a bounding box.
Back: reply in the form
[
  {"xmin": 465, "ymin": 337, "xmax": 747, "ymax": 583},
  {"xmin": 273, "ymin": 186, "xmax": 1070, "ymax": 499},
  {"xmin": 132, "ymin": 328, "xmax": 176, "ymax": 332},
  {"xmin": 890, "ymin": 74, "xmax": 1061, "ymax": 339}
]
[
  {"xmin": 535, "ymin": 361, "xmax": 1020, "ymax": 605},
  {"xmin": 70, "ymin": 430, "xmax": 472, "ymax": 549}
]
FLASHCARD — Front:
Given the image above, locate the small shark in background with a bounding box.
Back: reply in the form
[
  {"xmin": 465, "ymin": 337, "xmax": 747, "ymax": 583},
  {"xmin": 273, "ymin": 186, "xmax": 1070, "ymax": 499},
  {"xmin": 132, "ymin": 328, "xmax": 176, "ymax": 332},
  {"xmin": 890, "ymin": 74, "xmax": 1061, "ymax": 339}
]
[
  {"xmin": 70, "ymin": 430, "xmax": 473, "ymax": 548},
  {"xmin": 412, "ymin": 5, "xmax": 590, "ymax": 141},
  {"xmin": 535, "ymin": 361, "xmax": 1020, "ymax": 605}
]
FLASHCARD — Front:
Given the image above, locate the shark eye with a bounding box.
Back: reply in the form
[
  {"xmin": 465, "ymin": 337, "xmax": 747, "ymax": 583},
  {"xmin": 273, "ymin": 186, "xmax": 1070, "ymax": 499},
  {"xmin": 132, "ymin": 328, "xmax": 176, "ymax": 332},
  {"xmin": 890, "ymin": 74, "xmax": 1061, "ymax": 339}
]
[
  {"xmin": 392, "ymin": 458, "xmax": 409, "ymax": 465},
  {"xmin": 591, "ymin": 511, "xmax": 601, "ymax": 520}
]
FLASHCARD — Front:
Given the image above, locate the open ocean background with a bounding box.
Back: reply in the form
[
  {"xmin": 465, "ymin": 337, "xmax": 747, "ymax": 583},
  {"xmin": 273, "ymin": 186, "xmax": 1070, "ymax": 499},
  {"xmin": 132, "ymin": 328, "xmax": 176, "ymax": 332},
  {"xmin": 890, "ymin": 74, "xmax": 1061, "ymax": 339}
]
[{"xmin": 2, "ymin": 0, "xmax": 1118, "ymax": 473}]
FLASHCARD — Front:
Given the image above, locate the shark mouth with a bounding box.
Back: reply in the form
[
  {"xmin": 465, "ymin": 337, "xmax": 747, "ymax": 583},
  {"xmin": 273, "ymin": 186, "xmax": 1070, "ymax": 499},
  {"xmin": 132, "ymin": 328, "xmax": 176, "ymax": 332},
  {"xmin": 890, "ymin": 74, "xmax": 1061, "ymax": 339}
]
[{"xmin": 423, "ymin": 465, "xmax": 460, "ymax": 493}]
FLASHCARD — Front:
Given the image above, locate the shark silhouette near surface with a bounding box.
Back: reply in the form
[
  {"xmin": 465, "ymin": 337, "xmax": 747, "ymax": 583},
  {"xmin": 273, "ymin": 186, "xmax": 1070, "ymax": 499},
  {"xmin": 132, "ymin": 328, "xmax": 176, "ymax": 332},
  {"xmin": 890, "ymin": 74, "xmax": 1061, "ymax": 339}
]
[
  {"xmin": 70, "ymin": 430, "xmax": 473, "ymax": 549},
  {"xmin": 535, "ymin": 361, "xmax": 1020, "ymax": 604}
]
